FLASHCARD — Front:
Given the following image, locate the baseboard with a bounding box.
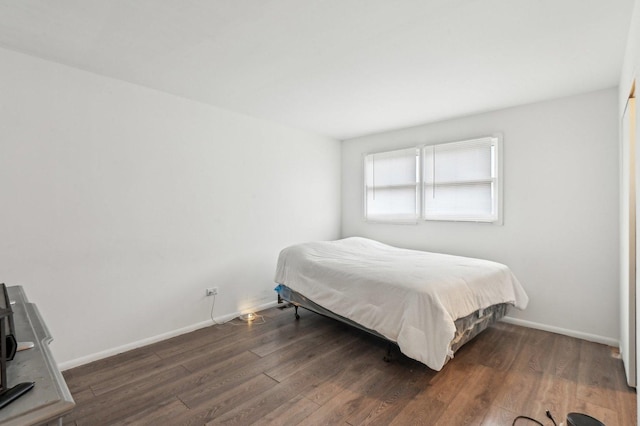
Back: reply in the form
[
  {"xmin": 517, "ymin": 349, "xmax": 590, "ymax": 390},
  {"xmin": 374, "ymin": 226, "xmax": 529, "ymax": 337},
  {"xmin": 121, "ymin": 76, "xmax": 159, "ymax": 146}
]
[
  {"xmin": 58, "ymin": 300, "xmax": 279, "ymax": 371},
  {"xmin": 60, "ymin": 305, "xmax": 617, "ymax": 371},
  {"xmin": 501, "ymin": 316, "xmax": 619, "ymax": 347}
]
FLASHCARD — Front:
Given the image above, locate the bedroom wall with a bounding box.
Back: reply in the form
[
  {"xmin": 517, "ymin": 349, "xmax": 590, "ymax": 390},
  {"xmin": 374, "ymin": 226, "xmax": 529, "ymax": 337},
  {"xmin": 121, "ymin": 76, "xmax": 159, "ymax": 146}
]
[
  {"xmin": 0, "ymin": 47, "xmax": 341, "ymax": 368},
  {"xmin": 342, "ymin": 88, "xmax": 620, "ymax": 344}
]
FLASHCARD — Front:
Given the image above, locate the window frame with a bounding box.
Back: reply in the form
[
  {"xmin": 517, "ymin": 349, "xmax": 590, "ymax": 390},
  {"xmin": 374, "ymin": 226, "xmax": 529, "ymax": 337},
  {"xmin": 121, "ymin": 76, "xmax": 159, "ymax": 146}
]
[
  {"xmin": 421, "ymin": 135, "xmax": 502, "ymax": 224},
  {"xmin": 362, "ymin": 134, "xmax": 503, "ymax": 225},
  {"xmin": 362, "ymin": 146, "xmax": 420, "ymax": 224}
]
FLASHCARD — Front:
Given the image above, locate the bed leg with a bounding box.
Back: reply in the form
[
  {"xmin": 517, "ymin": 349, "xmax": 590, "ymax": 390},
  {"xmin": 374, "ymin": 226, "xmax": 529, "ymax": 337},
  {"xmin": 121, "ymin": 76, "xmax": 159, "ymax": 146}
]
[
  {"xmin": 294, "ymin": 306, "xmax": 300, "ymax": 320},
  {"xmin": 383, "ymin": 343, "xmax": 394, "ymax": 363}
]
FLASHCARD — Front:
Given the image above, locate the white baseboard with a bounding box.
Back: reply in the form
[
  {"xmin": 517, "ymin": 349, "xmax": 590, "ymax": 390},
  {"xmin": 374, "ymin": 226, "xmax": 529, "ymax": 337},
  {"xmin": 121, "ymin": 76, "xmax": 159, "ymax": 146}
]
[
  {"xmin": 58, "ymin": 300, "xmax": 279, "ymax": 371},
  {"xmin": 501, "ymin": 316, "xmax": 619, "ymax": 348},
  {"xmin": 60, "ymin": 305, "xmax": 618, "ymax": 371}
]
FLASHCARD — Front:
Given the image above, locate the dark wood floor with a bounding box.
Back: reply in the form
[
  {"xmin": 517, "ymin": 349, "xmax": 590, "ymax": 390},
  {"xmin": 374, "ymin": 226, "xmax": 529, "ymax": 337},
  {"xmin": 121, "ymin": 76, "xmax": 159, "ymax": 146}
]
[{"xmin": 62, "ymin": 305, "xmax": 636, "ymax": 425}]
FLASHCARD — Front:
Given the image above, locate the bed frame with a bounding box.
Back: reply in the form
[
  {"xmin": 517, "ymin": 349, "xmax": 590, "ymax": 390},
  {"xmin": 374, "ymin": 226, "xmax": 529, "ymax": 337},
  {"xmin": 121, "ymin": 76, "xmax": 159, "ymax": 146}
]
[{"xmin": 275, "ymin": 284, "xmax": 509, "ymax": 365}]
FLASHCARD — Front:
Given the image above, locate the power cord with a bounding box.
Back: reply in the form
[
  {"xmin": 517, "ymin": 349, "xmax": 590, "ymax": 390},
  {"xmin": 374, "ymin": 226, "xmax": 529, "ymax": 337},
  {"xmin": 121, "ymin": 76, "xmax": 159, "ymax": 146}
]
[
  {"xmin": 209, "ymin": 293, "xmax": 267, "ymax": 326},
  {"xmin": 209, "ymin": 294, "xmax": 222, "ymax": 325},
  {"xmin": 512, "ymin": 416, "xmax": 544, "ymax": 426},
  {"xmin": 512, "ymin": 410, "xmax": 558, "ymax": 426},
  {"xmin": 227, "ymin": 313, "xmax": 266, "ymax": 326}
]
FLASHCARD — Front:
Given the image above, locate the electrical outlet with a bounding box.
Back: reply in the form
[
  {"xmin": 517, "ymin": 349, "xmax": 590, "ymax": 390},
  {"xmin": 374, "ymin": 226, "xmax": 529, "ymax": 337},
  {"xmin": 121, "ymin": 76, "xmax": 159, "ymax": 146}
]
[{"xmin": 205, "ymin": 287, "xmax": 218, "ymax": 297}]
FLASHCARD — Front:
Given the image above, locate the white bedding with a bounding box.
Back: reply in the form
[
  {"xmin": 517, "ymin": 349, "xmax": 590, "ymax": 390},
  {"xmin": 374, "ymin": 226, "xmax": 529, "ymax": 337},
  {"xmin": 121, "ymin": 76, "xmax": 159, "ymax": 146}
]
[{"xmin": 274, "ymin": 237, "xmax": 528, "ymax": 370}]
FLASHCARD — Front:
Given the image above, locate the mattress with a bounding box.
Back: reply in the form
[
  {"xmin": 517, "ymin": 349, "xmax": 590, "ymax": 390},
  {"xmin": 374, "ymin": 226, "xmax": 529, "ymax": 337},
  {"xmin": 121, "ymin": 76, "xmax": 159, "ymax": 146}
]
[{"xmin": 274, "ymin": 237, "xmax": 528, "ymax": 370}]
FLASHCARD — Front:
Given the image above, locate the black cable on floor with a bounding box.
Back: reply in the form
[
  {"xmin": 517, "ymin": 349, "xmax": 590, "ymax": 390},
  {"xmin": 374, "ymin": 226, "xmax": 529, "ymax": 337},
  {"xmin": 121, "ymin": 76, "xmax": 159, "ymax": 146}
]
[
  {"xmin": 512, "ymin": 409, "xmax": 557, "ymax": 426},
  {"xmin": 512, "ymin": 415, "xmax": 545, "ymax": 426},
  {"xmin": 546, "ymin": 410, "xmax": 558, "ymax": 426}
]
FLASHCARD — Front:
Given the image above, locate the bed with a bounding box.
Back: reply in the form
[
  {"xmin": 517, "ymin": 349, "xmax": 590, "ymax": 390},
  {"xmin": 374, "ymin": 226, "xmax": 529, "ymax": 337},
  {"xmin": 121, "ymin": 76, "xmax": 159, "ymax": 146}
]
[{"xmin": 274, "ymin": 237, "xmax": 528, "ymax": 371}]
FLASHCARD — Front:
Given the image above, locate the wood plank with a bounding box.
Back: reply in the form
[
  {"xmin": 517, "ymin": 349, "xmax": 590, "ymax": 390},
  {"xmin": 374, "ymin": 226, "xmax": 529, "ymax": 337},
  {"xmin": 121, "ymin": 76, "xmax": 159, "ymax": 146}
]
[
  {"xmin": 91, "ymin": 313, "xmax": 330, "ymax": 397},
  {"xmin": 204, "ymin": 371, "xmax": 321, "ymax": 425},
  {"xmin": 179, "ymin": 368, "xmax": 279, "ymax": 411},
  {"xmin": 299, "ymin": 349, "xmax": 375, "ymax": 406},
  {"xmin": 91, "ymin": 347, "xmax": 260, "ymax": 396},
  {"xmin": 60, "ymin": 309, "xmax": 636, "ymax": 425},
  {"xmin": 154, "ymin": 311, "xmax": 301, "ymax": 360},
  {"xmin": 480, "ymin": 405, "xmax": 519, "ymax": 426},
  {"xmin": 171, "ymin": 374, "xmax": 280, "ymax": 425},
  {"xmin": 72, "ymin": 349, "xmax": 262, "ymax": 424},
  {"xmin": 344, "ymin": 358, "xmax": 431, "ymax": 425},
  {"xmin": 252, "ymin": 395, "xmax": 320, "ymax": 426},
  {"xmin": 547, "ymin": 333, "xmax": 581, "ymax": 380},
  {"xmin": 422, "ymin": 358, "xmax": 476, "ymax": 404},
  {"xmin": 511, "ymin": 342, "xmax": 553, "ymax": 376},
  {"xmin": 583, "ymin": 343, "xmax": 637, "ymax": 426},
  {"xmin": 358, "ymin": 366, "xmax": 435, "ymax": 425},
  {"xmin": 64, "ymin": 351, "xmax": 162, "ymax": 393},
  {"xmin": 525, "ymin": 374, "xmax": 577, "ymax": 422},
  {"xmin": 69, "ymin": 364, "xmax": 191, "ymax": 425},
  {"xmin": 388, "ymin": 394, "xmax": 445, "ymax": 426},
  {"xmin": 473, "ymin": 322, "xmax": 526, "ymax": 371},
  {"xmin": 298, "ymin": 367, "xmax": 388, "ymax": 425},
  {"xmin": 111, "ymin": 397, "xmax": 189, "ymax": 425},
  {"xmin": 263, "ymin": 328, "xmax": 360, "ymax": 383},
  {"xmin": 492, "ymin": 370, "xmax": 538, "ymax": 415},
  {"xmin": 176, "ymin": 328, "xmax": 352, "ymax": 410},
  {"xmin": 576, "ymin": 340, "xmax": 619, "ymax": 410},
  {"xmin": 433, "ymin": 363, "xmax": 506, "ymax": 425}
]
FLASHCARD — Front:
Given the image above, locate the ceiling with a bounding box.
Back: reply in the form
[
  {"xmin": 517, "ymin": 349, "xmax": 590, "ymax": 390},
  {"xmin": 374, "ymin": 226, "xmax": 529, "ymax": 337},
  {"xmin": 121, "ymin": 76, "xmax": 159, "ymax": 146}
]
[{"xmin": 0, "ymin": 0, "xmax": 634, "ymax": 140}]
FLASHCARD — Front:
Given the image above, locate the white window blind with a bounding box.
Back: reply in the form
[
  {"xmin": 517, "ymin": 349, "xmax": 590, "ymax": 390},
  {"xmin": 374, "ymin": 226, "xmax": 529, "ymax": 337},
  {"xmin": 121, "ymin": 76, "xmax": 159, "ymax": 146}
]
[
  {"xmin": 422, "ymin": 137, "xmax": 499, "ymax": 222},
  {"xmin": 364, "ymin": 147, "xmax": 419, "ymax": 222}
]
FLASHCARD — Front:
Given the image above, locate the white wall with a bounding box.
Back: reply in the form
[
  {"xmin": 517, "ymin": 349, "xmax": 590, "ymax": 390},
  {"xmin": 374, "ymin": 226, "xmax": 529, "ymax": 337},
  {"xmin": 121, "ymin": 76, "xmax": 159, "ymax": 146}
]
[
  {"xmin": 0, "ymin": 47, "xmax": 341, "ymax": 367},
  {"xmin": 342, "ymin": 88, "xmax": 619, "ymax": 343}
]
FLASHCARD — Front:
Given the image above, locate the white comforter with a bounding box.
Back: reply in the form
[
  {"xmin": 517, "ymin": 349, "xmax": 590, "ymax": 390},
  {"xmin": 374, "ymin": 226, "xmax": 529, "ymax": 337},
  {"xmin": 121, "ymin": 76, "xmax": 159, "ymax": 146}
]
[{"xmin": 274, "ymin": 237, "xmax": 528, "ymax": 370}]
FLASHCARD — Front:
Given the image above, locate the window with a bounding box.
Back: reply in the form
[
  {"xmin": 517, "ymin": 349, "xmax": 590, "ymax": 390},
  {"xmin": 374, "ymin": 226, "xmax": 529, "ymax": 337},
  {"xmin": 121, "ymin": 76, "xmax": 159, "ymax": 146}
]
[
  {"xmin": 423, "ymin": 137, "xmax": 500, "ymax": 222},
  {"xmin": 363, "ymin": 136, "xmax": 501, "ymax": 224},
  {"xmin": 364, "ymin": 147, "xmax": 419, "ymax": 223}
]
